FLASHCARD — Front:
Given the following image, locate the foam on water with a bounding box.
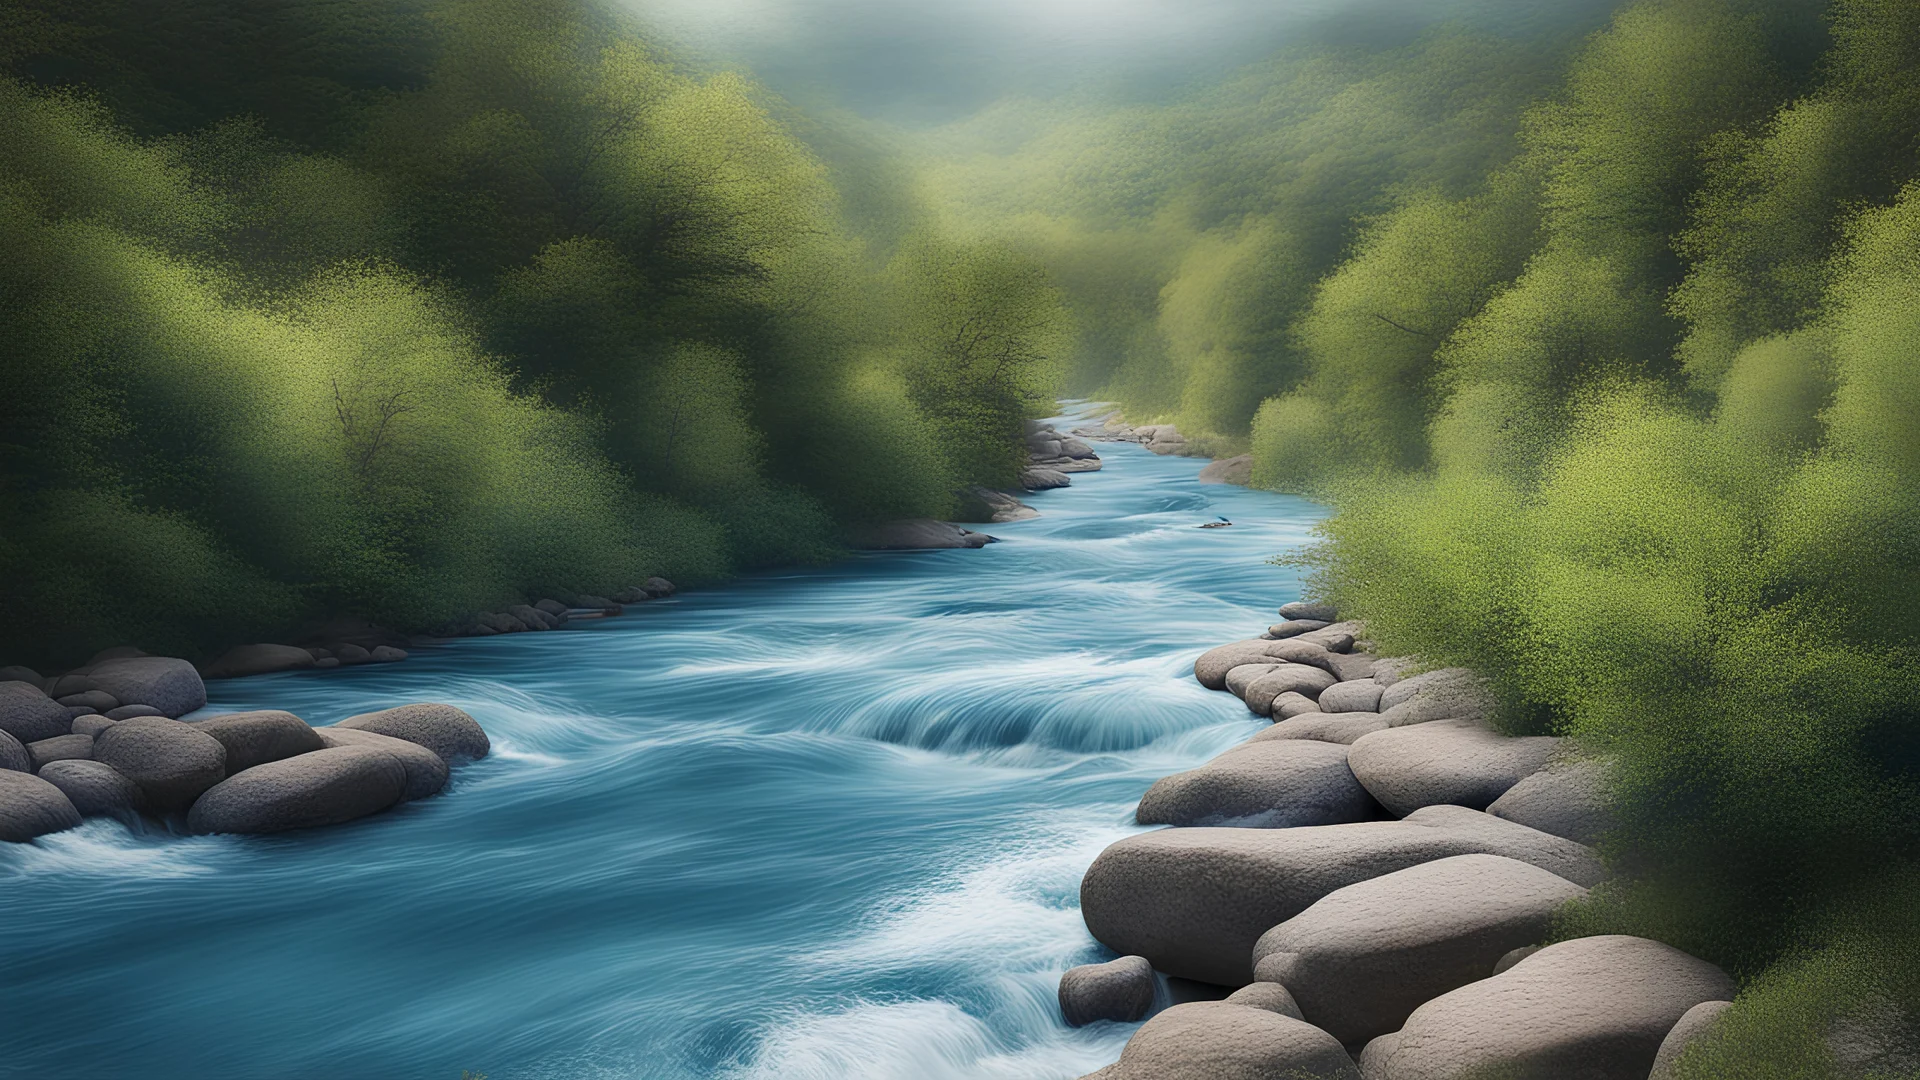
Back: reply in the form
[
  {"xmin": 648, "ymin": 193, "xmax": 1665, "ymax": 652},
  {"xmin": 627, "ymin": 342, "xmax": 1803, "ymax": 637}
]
[{"xmin": 0, "ymin": 411, "xmax": 1326, "ymax": 1079}]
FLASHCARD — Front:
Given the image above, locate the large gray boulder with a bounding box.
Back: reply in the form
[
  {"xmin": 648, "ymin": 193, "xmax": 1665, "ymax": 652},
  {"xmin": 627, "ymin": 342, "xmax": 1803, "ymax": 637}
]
[
  {"xmin": 1377, "ymin": 667, "xmax": 1494, "ymax": 727},
  {"xmin": 55, "ymin": 656, "xmax": 206, "ymax": 718},
  {"xmin": 1317, "ymin": 680, "xmax": 1383, "ymax": 713},
  {"xmin": 1298, "ymin": 621, "xmax": 1363, "ymax": 652},
  {"xmin": 27, "ymin": 734, "xmax": 92, "ymax": 770},
  {"xmin": 316, "ymin": 727, "xmax": 449, "ymax": 801},
  {"xmin": 37, "ymin": 759, "xmax": 145, "ymax": 819},
  {"xmin": 1059, "ymin": 955, "xmax": 1156, "ymax": 1027},
  {"xmin": 1080, "ymin": 805, "xmax": 1602, "ymax": 985},
  {"xmin": 1357, "ymin": 936, "xmax": 1736, "ymax": 1080},
  {"xmin": 1487, "ymin": 757, "xmax": 1615, "ymax": 846},
  {"xmin": 187, "ymin": 746, "xmax": 406, "ymax": 834},
  {"xmin": 1348, "ymin": 719, "xmax": 1560, "ymax": 817},
  {"xmin": 1271, "ymin": 693, "xmax": 1322, "ymax": 719},
  {"xmin": 201, "ymin": 644, "xmax": 316, "ymax": 680},
  {"xmin": 1251, "ymin": 854, "xmax": 1588, "ymax": 1044},
  {"xmin": 1226, "ymin": 663, "xmax": 1286, "ymax": 701},
  {"xmin": 1020, "ymin": 467, "xmax": 1072, "ymax": 490},
  {"xmin": 1195, "ymin": 640, "xmax": 1334, "ymax": 690},
  {"xmin": 848, "ymin": 520, "xmax": 996, "ymax": 550},
  {"xmin": 1648, "ymin": 1000, "xmax": 1733, "ymax": 1080},
  {"xmin": 1137, "ymin": 740, "xmax": 1375, "ymax": 828},
  {"xmin": 1225, "ymin": 983, "xmax": 1304, "ymax": 1020},
  {"xmin": 0, "ymin": 769, "xmax": 83, "ymax": 841},
  {"xmin": 1198, "ymin": 455, "xmax": 1252, "ymax": 485},
  {"xmin": 1279, "ymin": 602, "xmax": 1339, "ymax": 623},
  {"xmin": 0, "ymin": 681, "xmax": 73, "ymax": 743},
  {"xmin": 189, "ymin": 711, "xmax": 324, "ymax": 774},
  {"xmin": 335, "ymin": 703, "xmax": 489, "ymax": 763},
  {"xmin": 1092, "ymin": 1002, "xmax": 1360, "ymax": 1080},
  {"xmin": 1253, "ymin": 712, "xmax": 1391, "ymax": 745},
  {"xmin": 105, "ymin": 705, "xmax": 163, "ymax": 721},
  {"xmin": 1244, "ymin": 665, "xmax": 1338, "ymax": 716},
  {"xmin": 93, "ymin": 717, "xmax": 227, "ymax": 813},
  {"xmin": 0, "ymin": 730, "xmax": 30, "ymax": 773},
  {"xmin": 1267, "ymin": 619, "xmax": 1331, "ymax": 639}
]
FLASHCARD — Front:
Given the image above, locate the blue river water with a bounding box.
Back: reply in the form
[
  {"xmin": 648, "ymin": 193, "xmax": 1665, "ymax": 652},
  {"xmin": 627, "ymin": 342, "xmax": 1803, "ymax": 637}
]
[{"xmin": 0, "ymin": 415, "xmax": 1326, "ymax": 1080}]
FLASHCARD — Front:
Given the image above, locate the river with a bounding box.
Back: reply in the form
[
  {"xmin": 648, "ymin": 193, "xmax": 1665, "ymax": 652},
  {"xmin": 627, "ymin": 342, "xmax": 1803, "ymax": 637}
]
[{"xmin": 0, "ymin": 415, "xmax": 1326, "ymax": 1080}]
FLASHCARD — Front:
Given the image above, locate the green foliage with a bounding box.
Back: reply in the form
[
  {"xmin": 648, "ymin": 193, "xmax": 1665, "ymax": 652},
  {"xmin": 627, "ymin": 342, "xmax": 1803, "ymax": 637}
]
[{"xmin": 0, "ymin": 0, "xmax": 1063, "ymax": 667}]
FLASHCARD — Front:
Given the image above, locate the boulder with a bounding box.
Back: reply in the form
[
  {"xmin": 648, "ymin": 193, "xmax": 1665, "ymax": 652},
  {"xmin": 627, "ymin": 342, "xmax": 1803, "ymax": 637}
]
[
  {"xmin": 72, "ymin": 715, "xmax": 118, "ymax": 739},
  {"xmin": 534, "ymin": 598, "xmax": 569, "ymax": 617},
  {"xmin": 314, "ymin": 657, "xmax": 341, "ymax": 669},
  {"xmin": 849, "ymin": 520, "xmax": 997, "ymax": 550},
  {"xmin": 1252, "ymin": 712, "xmax": 1391, "ymax": 746},
  {"xmin": 954, "ymin": 486, "xmax": 1040, "ymax": 524},
  {"xmin": 1224, "ymin": 983, "xmax": 1304, "ymax": 1021},
  {"xmin": 0, "ymin": 665, "xmax": 42, "ymax": 686},
  {"xmin": 201, "ymin": 644, "xmax": 317, "ymax": 680},
  {"xmin": 1348, "ymin": 720, "xmax": 1560, "ymax": 817},
  {"xmin": 1095, "ymin": 1003, "xmax": 1359, "ymax": 1080},
  {"xmin": 1251, "ymin": 854, "xmax": 1588, "ymax": 1044},
  {"xmin": 27, "ymin": 734, "xmax": 92, "ymax": 770},
  {"xmin": 1059, "ymin": 955, "xmax": 1156, "ymax": 1027},
  {"xmin": 643, "ymin": 576, "xmax": 676, "ymax": 598},
  {"xmin": 1487, "ymin": 757, "xmax": 1614, "ymax": 846},
  {"xmin": 1377, "ymin": 667, "xmax": 1492, "ymax": 726},
  {"xmin": 1317, "ymin": 680, "xmax": 1383, "ymax": 713},
  {"xmin": 65, "ymin": 705, "xmax": 98, "ymax": 720},
  {"xmin": 335, "ymin": 702, "xmax": 489, "ymax": 763},
  {"xmin": 0, "ymin": 730, "xmax": 29, "ymax": 772},
  {"xmin": 509, "ymin": 604, "xmax": 557, "ymax": 630},
  {"xmin": 1052, "ymin": 456, "xmax": 1103, "ymax": 473},
  {"xmin": 0, "ymin": 769, "xmax": 83, "ymax": 842},
  {"xmin": 1225, "ymin": 663, "xmax": 1286, "ymax": 701},
  {"xmin": 1059, "ymin": 436, "xmax": 1098, "ymax": 459},
  {"xmin": 186, "ymin": 746, "xmax": 406, "ymax": 835},
  {"xmin": 575, "ymin": 594, "xmax": 618, "ymax": 611},
  {"xmin": 1079, "ymin": 805, "xmax": 1602, "ymax": 985},
  {"xmin": 1199, "ymin": 455, "xmax": 1253, "ymax": 485},
  {"xmin": 1195, "ymin": 640, "xmax": 1329, "ymax": 691},
  {"xmin": 1649, "ymin": 1000, "xmax": 1733, "ymax": 1080},
  {"xmin": 1244, "ymin": 665, "xmax": 1339, "ymax": 716},
  {"xmin": 36, "ymin": 759, "xmax": 145, "ymax": 819},
  {"xmin": 1029, "ymin": 438, "xmax": 1064, "ymax": 458},
  {"xmin": 104, "ymin": 704, "xmax": 163, "ymax": 721},
  {"xmin": 1325, "ymin": 653, "xmax": 1379, "ymax": 682},
  {"xmin": 1296, "ymin": 625, "xmax": 1359, "ymax": 653},
  {"xmin": 1356, "ymin": 936, "xmax": 1736, "ymax": 1080},
  {"xmin": 368, "ymin": 645, "xmax": 408, "ymax": 663},
  {"xmin": 1267, "ymin": 619, "xmax": 1331, "ymax": 639},
  {"xmin": 1138, "ymin": 740, "xmax": 1375, "ymax": 828},
  {"xmin": 93, "ymin": 717, "xmax": 227, "ymax": 813},
  {"xmin": 189, "ymin": 711, "xmax": 324, "ymax": 774},
  {"xmin": 1020, "ymin": 467, "xmax": 1072, "ymax": 490},
  {"xmin": 57, "ymin": 690, "xmax": 119, "ymax": 712},
  {"xmin": 1272, "ymin": 693, "xmax": 1322, "ymax": 719},
  {"xmin": 334, "ymin": 643, "xmax": 373, "ymax": 664},
  {"xmin": 316, "ymin": 727, "xmax": 449, "ymax": 801},
  {"xmin": 1279, "ymin": 602, "xmax": 1339, "ymax": 623},
  {"xmin": 0, "ymin": 681, "xmax": 74, "ymax": 743}
]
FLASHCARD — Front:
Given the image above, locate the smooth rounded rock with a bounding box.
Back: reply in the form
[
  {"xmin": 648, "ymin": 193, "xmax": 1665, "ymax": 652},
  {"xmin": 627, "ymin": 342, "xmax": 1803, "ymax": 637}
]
[
  {"xmin": 1324, "ymin": 652, "xmax": 1379, "ymax": 682},
  {"xmin": 1357, "ymin": 936, "xmax": 1736, "ymax": 1080},
  {"xmin": 1272, "ymin": 692, "xmax": 1322, "ymax": 719},
  {"xmin": 0, "ymin": 730, "xmax": 30, "ymax": 773},
  {"xmin": 1226, "ymin": 663, "xmax": 1285, "ymax": 700},
  {"xmin": 1377, "ymin": 667, "xmax": 1493, "ymax": 726},
  {"xmin": 201, "ymin": 644, "xmax": 318, "ymax": 680},
  {"xmin": 56, "ymin": 690, "xmax": 119, "ymax": 712},
  {"xmin": 1268, "ymin": 619, "xmax": 1331, "ymax": 639},
  {"xmin": 1348, "ymin": 719, "xmax": 1560, "ymax": 817},
  {"xmin": 317, "ymin": 727, "xmax": 449, "ymax": 801},
  {"xmin": 1279, "ymin": 602, "xmax": 1339, "ymax": 623},
  {"xmin": 79, "ymin": 656, "xmax": 206, "ymax": 717},
  {"xmin": 0, "ymin": 769, "xmax": 83, "ymax": 841},
  {"xmin": 0, "ymin": 681, "xmax": 73, "ymax": 743},
  {"xmin": 1253, "ymin": 712, "xmax": 1391, "ymax": 745},
  {"xmin": 93, "ymin": 717, "xmax": 227, "ymax": 813},
  {"xmin": 1317, "ymin": 680, "xmax": 1383, "ymax": 713},
  {"xmin": 1098, "ymin": 1003, "xmax": 1360, "ymax": 1080},
  {"xmin": 335, "ymin": 703, "xmax": 489, "ymax": 763},
  {"xmin": 1080, "ymin": 805, "xmax": 1602, "ymax": 985},
  {"xmin": 104, "ymin": 704, "xmax": 163, "ymax": 721},
  {"xmin": 37, "ymin": 759, "xmax": 145, "ymax": 818},
  {"xmin": 368, "ymin": 646, "xmax": 407, "ymax": 663},
  {"xmin": 190, "ymin": 711, "xmax": 325, "ymax": 774},
  {"xmin": 27, "ymin": 734, "xmax": 92, "ymax": 770},
  {"xmin": 1137, "ymin": 741, "xmax": 1375, "ymax": 828},
  {"xmin": 1649, "ymin": 1000, "xmax": 1733, "ymax": 1080},
  {"xmin": 1244, "ymin": 665, "xmax": 1338, "ymax": 715},
  {"xmin": 1059, "ymin": 955, "xmax": 1155, "ymax": 1026},
  {"xmin": 1195, "ymin": 641, "xmax": 1309, "ymax": 690},
  {"xmin": 334, "ymin": 643, "xmax": 372, "ymax": 664},
  {"xmin": 1252, "ymin": 854, "xmax": 1588, "ymax": 1044},
  {"xmin": 187, "ymin": 746, "xmax": 406, "ymax": 834},
  {"xmin": 1487, "ymin": 758, "xmax": 1614, "ymax": 846},
  {"xmin": 1224, "ymin": 983, "xmax": 1304, "ymax": 1021}
]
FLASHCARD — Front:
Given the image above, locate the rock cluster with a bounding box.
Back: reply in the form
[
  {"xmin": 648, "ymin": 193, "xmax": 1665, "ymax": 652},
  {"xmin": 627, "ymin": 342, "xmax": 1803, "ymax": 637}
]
[
  {"xmin": 1065, "ymin": 600, "xmax": 1727, "ymax": 1080},
  {"xmin": 1071, "ymin": 413, "xmax": 1200, "ymax": 458},
  {"xmin": 1024, "ymin": 419, "xmax": 1104, "ymax": 490},
  {"xmin": 0, "ymin": 661, "xmax": 486, "ymax": 842}
]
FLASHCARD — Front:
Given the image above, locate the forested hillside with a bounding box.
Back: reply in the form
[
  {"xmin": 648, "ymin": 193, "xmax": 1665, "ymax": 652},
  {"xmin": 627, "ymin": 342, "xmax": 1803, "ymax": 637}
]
[
  {"xmin": 0, "ymin": 0, "xmax": 1064, "ymax": 669},
  {"xmin": 920, "ymin": 0, "xmax": 1920, "ymax": 1071}
]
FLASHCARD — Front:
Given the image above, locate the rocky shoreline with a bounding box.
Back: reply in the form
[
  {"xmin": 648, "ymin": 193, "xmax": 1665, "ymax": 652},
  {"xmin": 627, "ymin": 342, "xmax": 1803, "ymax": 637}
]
[{"xmin": 1059, "ymin": 603, "xmax": 1735, "ymax": 1080}]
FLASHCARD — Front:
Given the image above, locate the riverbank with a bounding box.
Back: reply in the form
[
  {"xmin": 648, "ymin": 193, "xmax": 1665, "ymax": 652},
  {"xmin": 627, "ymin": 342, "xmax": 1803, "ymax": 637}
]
[{"xmin": 1061, "ymin": 604, "xmax": 1741, "ymax": 1079}]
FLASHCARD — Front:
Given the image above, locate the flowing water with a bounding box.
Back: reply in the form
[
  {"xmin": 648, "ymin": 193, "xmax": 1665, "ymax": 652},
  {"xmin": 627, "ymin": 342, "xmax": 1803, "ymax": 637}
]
[{"xmin": 0, "ymin": 413, "xmax": 1327, "ymax": 1080}]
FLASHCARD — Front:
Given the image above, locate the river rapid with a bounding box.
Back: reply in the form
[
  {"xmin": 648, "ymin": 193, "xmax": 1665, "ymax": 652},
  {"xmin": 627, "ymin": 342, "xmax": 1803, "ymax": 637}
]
[{"xmin": 0, "ymin": 415, "xmax": 1326, "ymax": 1080}]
